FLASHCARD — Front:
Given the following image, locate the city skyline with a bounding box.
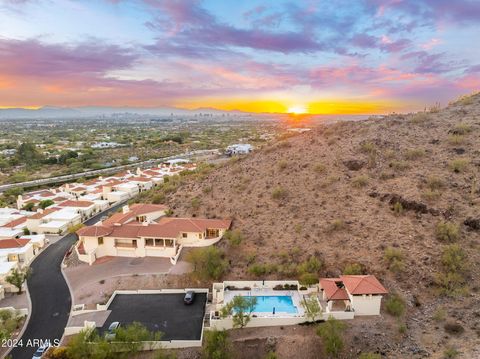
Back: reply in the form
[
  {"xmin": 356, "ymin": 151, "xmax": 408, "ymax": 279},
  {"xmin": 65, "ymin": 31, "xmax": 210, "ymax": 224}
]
[{"xmin": 0, "ymin": 0, "xmax": 479, "ymax": 114}]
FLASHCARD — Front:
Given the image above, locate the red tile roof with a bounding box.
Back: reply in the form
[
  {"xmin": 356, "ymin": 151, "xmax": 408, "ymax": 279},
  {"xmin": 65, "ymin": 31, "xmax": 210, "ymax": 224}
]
[
  {"xmin": 156, "ymin": 217, "xmax": 232, "ymax": 232},
  {"xmin": 320, "ymin": 278, "xmax": 350, "ymax": 301},
  {"xmin": 0, "ymin": 238, "xmax": 31, "ymax": 249},
  {"xmin": 129, "ymin": 177, "xmax": 152, "ymax": 182},
  {"xmin": 3, "ymin": 217, "xmax": 27, "ymax": 228},
  {"xmin": 58, "ymin": 200, "xmax": 94, "ymax": 208},
  {"xmin": 340, "ymin": 275, "xmax": 388, "ymax": 295},
  {"xmin": 77, "ymin": 225, "xmax": 113, "ymax": 237}
]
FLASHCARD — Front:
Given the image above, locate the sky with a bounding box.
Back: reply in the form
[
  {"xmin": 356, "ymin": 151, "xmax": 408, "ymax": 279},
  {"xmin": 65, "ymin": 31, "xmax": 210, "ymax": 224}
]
[{"xmin": 0, "ymin": 0, "xmax": 479, "ymax": 114}]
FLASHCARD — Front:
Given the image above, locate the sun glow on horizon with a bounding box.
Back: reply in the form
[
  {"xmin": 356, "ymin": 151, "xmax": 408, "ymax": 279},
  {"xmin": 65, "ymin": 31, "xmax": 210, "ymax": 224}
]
[{"xmin": 287, "ymin": 105, "xmax": 308, "ymax": 114}]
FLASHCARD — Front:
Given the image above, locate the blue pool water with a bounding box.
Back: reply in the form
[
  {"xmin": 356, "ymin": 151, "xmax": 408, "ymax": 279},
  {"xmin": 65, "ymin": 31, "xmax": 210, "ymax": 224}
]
[{"xmin": 244, "ymin": 295, "xmax": 297, "ymax": 314}]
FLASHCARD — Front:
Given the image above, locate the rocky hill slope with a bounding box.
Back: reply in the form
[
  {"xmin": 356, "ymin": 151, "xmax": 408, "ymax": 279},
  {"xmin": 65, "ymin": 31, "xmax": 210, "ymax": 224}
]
[{"xmin": 164, "ymin": 93, "xmax": 480, "ymax": 358}]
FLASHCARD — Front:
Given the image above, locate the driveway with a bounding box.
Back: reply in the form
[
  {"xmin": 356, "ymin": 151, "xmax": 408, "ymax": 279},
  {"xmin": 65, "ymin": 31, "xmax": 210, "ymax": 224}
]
[
  {"xmin": 99, "ymin": 293, "xmax": 207, "ymax": 341},
  {"xmin": 64, "ymin": 257, "xmax": 172, "ymax": 305},
  {"xmin": 8, "ymin": 201, "xmax": 128, "ymax": 359}
]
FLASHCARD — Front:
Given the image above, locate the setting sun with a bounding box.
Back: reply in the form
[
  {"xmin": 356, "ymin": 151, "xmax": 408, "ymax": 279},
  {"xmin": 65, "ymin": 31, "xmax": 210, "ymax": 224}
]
[{"xmin": 287, "ymin": 105, "xmax": 308, "ymax": 114}]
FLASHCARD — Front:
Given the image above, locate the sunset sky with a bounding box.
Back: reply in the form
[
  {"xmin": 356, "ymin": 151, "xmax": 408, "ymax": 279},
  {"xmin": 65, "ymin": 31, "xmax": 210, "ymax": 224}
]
[{"xmin": 0, "ymin": 0, "xmax": 479, "ymax": 114}]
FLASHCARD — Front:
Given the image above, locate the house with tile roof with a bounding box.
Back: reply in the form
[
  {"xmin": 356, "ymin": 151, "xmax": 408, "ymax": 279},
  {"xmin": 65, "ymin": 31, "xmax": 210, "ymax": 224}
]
[
  {"xmin": 319, "ymin": 275, "xmax": 388, "ymax": 316},
  {"xmin": 75, "ymin": 204, "xmax": 231, "ymax": 265}
]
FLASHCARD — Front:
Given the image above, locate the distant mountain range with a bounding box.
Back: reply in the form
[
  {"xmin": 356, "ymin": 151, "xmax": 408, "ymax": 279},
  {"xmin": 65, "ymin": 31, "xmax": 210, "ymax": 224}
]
[{"xmin": 0, "ymin": 106, "xmax": 251, "ymax": 119}]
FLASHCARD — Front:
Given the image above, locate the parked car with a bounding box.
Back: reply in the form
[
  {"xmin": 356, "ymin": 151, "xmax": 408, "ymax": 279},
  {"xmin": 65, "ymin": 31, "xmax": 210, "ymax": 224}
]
[
  {"xmin": 184, "ymin": 290, "xmax": 195, "ymax": 305},
  {"xmin": 32, "ymin": 343, "xmax": 50, "ymax": 358},
  {"xmin": 105, "ymin": 321, "xmax": 120, "ymax": 341}
]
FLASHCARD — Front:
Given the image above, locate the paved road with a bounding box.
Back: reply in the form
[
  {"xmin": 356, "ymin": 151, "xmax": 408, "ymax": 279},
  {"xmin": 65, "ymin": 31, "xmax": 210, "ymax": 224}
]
[{"xmin": 9, "ymin": 201, "xmax": 127, "ymax": 359}]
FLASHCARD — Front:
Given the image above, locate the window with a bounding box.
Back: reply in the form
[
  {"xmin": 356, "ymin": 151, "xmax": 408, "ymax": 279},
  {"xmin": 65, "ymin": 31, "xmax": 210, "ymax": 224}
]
[
  {"xmin": 98, "ymin": 237, "xmax": 104, "ymax": 245},
  {"xmin": 182, "ymin": 233, "xmax": 188, "ymax": 238},
  {"xmin": 145, "ymin": 238, "xmax": 154, "ymax": 246},
  {"xmin": 165, "ymin": 239, "xmax": 174, "ymax": 247},
  {"xmin": 155, "ymin": 238, "xmax": 163, "ymax": 246}
]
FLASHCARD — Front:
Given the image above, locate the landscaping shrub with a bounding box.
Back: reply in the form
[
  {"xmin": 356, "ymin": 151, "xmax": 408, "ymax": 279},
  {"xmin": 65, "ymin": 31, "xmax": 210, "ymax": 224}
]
[
  {"xmin": 385, "ymin": 293, "xmax": 406, "ymax": 317},
  {"xmin": 186, "ymin": 247, "xmax": 227, "ymax": 280},
  {"xmin": 435, "ymin": 221, "xmax": 460, "ymax": 242},
  {"xmin": 316, "ymin": 316, "xmax": 347, "ymax": 358},
  {"xmin": 202, "ymin": 330, "xmax": 232, "ymax": 359}
]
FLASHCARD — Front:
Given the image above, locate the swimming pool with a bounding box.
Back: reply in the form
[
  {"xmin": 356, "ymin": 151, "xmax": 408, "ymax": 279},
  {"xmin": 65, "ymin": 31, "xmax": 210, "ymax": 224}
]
[{"xmin": 244, "ymin": 295, "xmax": 297, "ymax": 314}]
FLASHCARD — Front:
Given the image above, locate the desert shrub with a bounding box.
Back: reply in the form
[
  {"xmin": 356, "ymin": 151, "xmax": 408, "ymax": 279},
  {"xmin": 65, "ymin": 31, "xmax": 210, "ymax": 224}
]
[
  {"xmin": 329, "ymin": 219, "xmax": 346, "ymax": 231},
  {"xmin": 435, "ymin": 221, "xmax": 460, "ymax": 242},
  {"xmin": 276, "ymin": 141, "xmax": 292, "ymax": 149},
  {"xmin": 448, "ymin": 134, "xmax": 464, "ymax": 145},
  {"xmin": 410, "ymin": 112, "xmax": 430, "ymax": 123},
  {"xmin": 436, "ymin": 244, "xmax": 469, "ymax": 296},
  {"xmin": 278, "ymin": 160, "xmax": 288, "ymax": 170},
  {"xmin": 223, "ymin": 229, "xmax": 243, "ymax": 246},
  {"xmin": 314, "ymin": 163, "xmax": 326, "ymax": 173},
  {"xmin": 343, "ymin": 263, "xmax": 363, "ymax": 275},
  {"xmin": 191, "ymin": 197, "xmax": 201, "ymax": 210},
  {"xmin": 385, "ymin": 293, "xmax": 406, "ymax": 317},
  {"xmin": 316, "ymin": 316, "xmax": 347, "ymax": 358},
  {"xmin": 449, "ymin": 159, "xmax": 469, "ymax": 173},
  {"xmin": 186, "ymin": 247, "xmax": 227, "ymax": 280},
  {"xmin": 405, "ymin": 148, "xmax": 425, "ymax": 160},
  {"xmin": 264, "ymin": 352, "xmax": 278, "ymax": 359},
  {"xmin": 272, "ymin": 187, "xmax": 288, "ymax": 200},
  {"xmin": 384, "ymin": 247, "xmax": 404, "ymax": 273},
  {"xmin": 389, "ymin": 160, "xmax": 409, "ymax": 172},
  {"xmin": 443, "ymin": 347, "xmax": 460, "ymax": 358},
  {"xmin": 392, "ymin": 202, "xmax": 404, "ymax": 216},
  {"xmin": 398, "ymin": 322, "xmax": 407, "ymax": 334},
  {"xmin": 359, "ymin": 353, "xmax": 381, "ymax": 359},
  {"xmin": 427, "ymin": 176, "xmax": 444, "ymax": 191},
  {"xmin": 151, "ymin": 193, "xmax": 165, "ymax": 204},
  {"xmin": 352, "ymin": 175, "xmax": 369, "ymax": 188},
  {"xmin": 248, "ymin": 263, "xmax": 277, "ymax": 277},
  {"xmin": 453, "ymin": 123, "xmax": 471, "ymax": 135},
  {"xmin": 360, "ymin": 142, "xmax": 376, "ymax": 154},
  {"xmin": 297, "ymin": 256, "xmax": 323, "ymax": 274},
  {"xmin": 433, "ymin": 307, "xmax": 447, "ymax": 322}
]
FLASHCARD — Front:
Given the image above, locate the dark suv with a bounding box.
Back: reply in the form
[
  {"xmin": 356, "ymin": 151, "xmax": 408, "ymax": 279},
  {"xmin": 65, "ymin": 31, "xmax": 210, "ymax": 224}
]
[{"xmin": 184, "ymin": 290, "xmax": 195, "ymax": 305}]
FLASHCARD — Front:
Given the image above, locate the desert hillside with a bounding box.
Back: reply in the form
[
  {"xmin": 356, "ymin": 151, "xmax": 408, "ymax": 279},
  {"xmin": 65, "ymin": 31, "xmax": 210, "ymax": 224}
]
[{"xmin": 161, "ymin": 94, "xmax": 480, "ymax": 358}]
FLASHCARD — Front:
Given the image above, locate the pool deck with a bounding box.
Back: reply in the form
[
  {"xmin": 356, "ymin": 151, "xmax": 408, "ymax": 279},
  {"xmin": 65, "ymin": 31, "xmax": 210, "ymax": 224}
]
[{"xmin": 223, "ymin": 289, "xmax": 305, "ymax": 317}]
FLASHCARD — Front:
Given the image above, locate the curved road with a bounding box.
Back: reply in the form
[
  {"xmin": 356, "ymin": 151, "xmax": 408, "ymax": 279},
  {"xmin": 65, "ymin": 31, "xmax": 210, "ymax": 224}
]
[{"xmin": 9, "ymin": 202, "xmax": 127, "ymax": 359}]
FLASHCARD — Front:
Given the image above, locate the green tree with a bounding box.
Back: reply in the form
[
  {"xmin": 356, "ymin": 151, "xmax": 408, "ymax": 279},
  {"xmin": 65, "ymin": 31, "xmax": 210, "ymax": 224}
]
[
  {"xmin": 22, "ymin": 202, "xmax": 35, "ymax": 211},
  {"xmin": 316, "ymin": 316, "xmax": 347, "ymax": 358},
  {"xmin": 302, "ymin": 296, "xmax": 322, "ymax": 322},
  {"xmin": 16, "ymin": 142, "xmax": 43, "ymax": 165},
  {"xmin": 202, "ymin": 330, "xmax": 231, "ymax": 359},
  {"xmin": 223, "ymin": 229, "xmax": 243, "ymax": 246},
  {"xmin": 385, "ymin": 293, "xmax": 406, "ymax": 317},
  {"xmin": 221, "ymin": 295, "xmax": 258, "ymax": 328},
  {"xmin": 39, "ymin": 199, "xmax": 55, "ymax": 209},
  {"xmin": 186, "ymin": 247, "xmax": 227, "ymax": 280},
  {"xmin": 6, "ymin": 267, "xmax": 31, "ymax": 294}
]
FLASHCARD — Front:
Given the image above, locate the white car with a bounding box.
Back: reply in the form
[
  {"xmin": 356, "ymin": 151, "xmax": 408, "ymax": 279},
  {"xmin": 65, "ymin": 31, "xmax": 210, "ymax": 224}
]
[{"xmin": 32, "ymin": 343, "xmax": 50, "ymax": 358}]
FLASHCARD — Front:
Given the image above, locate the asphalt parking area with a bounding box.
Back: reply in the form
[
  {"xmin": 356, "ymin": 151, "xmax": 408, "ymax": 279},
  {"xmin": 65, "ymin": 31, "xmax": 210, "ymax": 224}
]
[{"xmin": 99, "ymin": 293, "xmax": 207, "ymax": 341}]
